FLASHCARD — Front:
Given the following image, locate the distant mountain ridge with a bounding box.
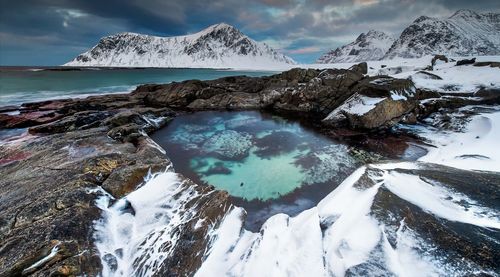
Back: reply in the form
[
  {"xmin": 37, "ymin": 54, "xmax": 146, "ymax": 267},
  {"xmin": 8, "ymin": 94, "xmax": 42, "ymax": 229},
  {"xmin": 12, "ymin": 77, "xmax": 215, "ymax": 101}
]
[
  {"xmin": 384, "ymin": 9, "xmax": 500, "ymax": 59},
  {"xmin": 316, "ymin": 30, "xmax": 394, "ymax": 63},
  {"xmin": 317, "ymin": 9, "xmax": 500, "ymax": 63},
  {"xmin": 65, "ymin": 23, "xmax": 296, "ymax": 69}
]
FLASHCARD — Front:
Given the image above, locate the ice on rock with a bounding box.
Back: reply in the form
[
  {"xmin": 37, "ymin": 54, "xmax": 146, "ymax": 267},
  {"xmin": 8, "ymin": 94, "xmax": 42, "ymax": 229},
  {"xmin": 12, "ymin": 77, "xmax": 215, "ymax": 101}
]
[
  {"xmin": 93, "ymin": 172, "xmax": 203, "ymax": 277},
  {"xmin": 417, "ymin": 107, "xmax": 500, "ymax": 172},
  {"xmin": 324, "ymin": 94, "xmax": 385, "ymax": 121},
  {"xmin": 197, "ymin": 161, "xmax": 500, "ymax": 276},
  {"xmin": 196, "ymin": 207, "xmax": 326, "ymax": 277}
]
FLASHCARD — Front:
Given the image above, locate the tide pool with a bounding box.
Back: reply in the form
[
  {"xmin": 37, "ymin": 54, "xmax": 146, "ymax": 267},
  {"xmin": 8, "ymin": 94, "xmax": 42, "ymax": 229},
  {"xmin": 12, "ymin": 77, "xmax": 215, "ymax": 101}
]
[{"xmin": 152, "ymin": 111, "xmax": 361, "ymax": 229}]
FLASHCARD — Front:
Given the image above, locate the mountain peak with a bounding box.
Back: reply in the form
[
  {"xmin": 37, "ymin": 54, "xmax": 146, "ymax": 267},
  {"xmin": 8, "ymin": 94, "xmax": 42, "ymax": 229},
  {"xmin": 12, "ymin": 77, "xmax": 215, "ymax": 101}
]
[
  {"xmin": 384, "ymin": 9, "xmax": 500, "ymax": 59},
  {"xmin": 450, "ymin": 9, "xmax": 479, "ymax": 19},
  {"xmin": 210, "ymin": 22, "xmax": 234, "ymax": 30},
  {"xmin": 366, "ymin": 30, "xmax": 385, "ymax": 36},
  {"xmin": 65, "ymin": 23, "xmax": 295, "ymax": 68},
  {"xmin": 414, "ymin": 15, "xmax": 431, "ymax": 23},
  {"xmin": 202, "ymin": 23, "xmax": 239, "ymax": 33},
  {"xmin": 317, "ymin": 30, "xmax": 394, "ymax": 63}
]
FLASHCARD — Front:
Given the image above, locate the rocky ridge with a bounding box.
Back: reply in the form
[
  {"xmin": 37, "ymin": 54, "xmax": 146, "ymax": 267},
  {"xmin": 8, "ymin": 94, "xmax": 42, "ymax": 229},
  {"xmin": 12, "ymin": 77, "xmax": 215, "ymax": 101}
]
[
  {"xmin": 317, "ymin": 10, "xmax": 500, "ymax": 63},
  {"xmin": 385, "ymin": 9, "xmax": 500, "ymax": 59}
]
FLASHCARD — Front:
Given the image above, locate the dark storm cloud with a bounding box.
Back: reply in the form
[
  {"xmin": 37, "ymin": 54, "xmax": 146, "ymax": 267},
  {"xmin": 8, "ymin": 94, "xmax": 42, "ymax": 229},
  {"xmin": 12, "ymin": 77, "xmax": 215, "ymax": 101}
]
[{"xmin": 0, "ymin": 0, "xmax": 498, "ymax": 64}]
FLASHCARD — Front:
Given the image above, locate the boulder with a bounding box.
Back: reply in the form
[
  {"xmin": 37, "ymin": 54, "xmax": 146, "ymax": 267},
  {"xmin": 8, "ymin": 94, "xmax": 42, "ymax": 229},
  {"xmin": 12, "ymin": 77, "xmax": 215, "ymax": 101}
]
[
  {"xmin": 323, "ymin": 76, "xmax": 417, "ymax": 129},
  {"xmin": 473, "ymin": 61, "xmax": 500, "ymax": 68},
  {"xmin": 431, "ymin": 54, "xmax": 448, "ymax": 67},
  {"xmin": 456, "ymin": 58, "xmax": 476, "ymax": 66},
  {"xmin": 474, "ymin": 88, "xmax": 500, "ymax": 104},
  {"xmin": 349, "ymin": 62, "xmax": 368, "ymax": 74}
]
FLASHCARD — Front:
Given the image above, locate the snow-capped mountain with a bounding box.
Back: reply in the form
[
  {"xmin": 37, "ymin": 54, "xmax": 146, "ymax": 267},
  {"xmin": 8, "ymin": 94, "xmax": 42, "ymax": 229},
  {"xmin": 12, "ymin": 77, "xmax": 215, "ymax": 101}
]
[
  {"xmin": 316, "ymin": 30, "xmax": 394, "ymax": 63},
  {"xmin": 64, "ymin": 23, "xmax": 296, "ymax": 69},
  {"xmin": 384, "ymin": 10, "xmax": 500, "ymax": 59}
]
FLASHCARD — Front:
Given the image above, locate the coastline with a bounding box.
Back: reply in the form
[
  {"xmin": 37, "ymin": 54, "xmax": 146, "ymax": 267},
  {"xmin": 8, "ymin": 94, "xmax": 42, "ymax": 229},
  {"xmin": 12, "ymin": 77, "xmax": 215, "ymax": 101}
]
[{"xmin": 1, "ymin": 60, "xmax": 499, "ymax": 276}]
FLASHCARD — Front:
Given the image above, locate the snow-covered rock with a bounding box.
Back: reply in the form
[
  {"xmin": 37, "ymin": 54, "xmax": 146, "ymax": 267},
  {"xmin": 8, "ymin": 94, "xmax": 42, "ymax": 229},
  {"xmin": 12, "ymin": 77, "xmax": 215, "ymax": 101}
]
[
  {"xmin": 317, "ymin": 30, "xmax": 395, "ymax": 63},
  {"xmin": 197, "ymin": 160, "xmax": 500, "ymax": 276},
  {"xmin": 64, "ymin": 23, "xmax": 296, "ymax": 69},
  {"xmin": 384, "ymin": 10, "xmax": 500, "ymax": 59}
]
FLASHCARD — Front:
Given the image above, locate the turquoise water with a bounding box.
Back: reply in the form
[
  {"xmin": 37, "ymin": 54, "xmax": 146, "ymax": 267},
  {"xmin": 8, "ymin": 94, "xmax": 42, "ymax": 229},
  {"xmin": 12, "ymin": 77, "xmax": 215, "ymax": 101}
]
[
  {"xmin": 0, "ymin": 67, "xmax": 274, "ymax": 106},
  {"xmin": 152, "ymin": 111, "xmax": 360, "ymax": 229}
]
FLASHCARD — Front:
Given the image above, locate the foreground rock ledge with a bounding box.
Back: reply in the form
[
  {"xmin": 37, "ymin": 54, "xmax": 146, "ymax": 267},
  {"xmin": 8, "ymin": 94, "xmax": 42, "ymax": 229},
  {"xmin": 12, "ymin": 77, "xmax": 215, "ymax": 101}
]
[{"xmin": 1, "ymin": 65, "xmax": 499, "ymax": 276}]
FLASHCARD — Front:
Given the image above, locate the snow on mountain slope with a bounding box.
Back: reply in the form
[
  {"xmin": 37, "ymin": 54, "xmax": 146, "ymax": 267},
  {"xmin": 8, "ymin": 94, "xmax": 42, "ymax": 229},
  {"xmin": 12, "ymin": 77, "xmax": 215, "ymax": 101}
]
[
  {"xmin": 384, "ymin": 10, "xmax": 500, "ymax": 59},
  {"xmin": 316, "ymin": 30, "xmax": 394, "ymax": 63},
  {"xmin": 64, "ymin": 23, "xmax": 296, "ymax": 69}
]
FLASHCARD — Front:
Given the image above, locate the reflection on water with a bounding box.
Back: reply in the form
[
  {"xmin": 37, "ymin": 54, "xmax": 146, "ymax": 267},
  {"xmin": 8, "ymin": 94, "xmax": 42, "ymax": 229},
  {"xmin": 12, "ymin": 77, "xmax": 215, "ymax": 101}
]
[{"xmin": 152, "ymin": 111, "xmax": 362, "ymax": 230}]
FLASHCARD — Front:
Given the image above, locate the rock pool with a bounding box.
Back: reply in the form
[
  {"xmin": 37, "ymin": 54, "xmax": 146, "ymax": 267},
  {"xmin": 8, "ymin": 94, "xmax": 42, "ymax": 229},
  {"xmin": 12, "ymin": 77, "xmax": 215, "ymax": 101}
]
[{"xmin": 152, "ymin": 111, "xmax": 370, "ymax": 229}]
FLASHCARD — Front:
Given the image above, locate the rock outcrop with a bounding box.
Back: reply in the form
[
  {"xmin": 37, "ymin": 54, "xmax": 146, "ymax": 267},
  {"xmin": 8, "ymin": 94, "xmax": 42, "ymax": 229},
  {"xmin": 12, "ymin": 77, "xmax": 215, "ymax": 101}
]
[
  {"xmin": 0, "ymin": 94, "xmax": 229, "ymax": 276},
  {"xmin": 323, "ymin": 76, "xmax": 417, "ymax": 129}
]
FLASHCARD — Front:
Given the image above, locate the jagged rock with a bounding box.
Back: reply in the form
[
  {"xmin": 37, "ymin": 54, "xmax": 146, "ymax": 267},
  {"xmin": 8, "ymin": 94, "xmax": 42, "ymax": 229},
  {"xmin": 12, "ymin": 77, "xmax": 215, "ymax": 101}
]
[
  {"xmin": 269, "ymin": 68, "xmax": 363, "ymax": 114},
  {"xmin": 415, "ymin": 89, "xmax": 442, "ymax": 100},
  {"xmin": 133, "ymin": 68, "xmax": 365, "ymax": 116},
  {"xmin": 323, "ymin": 76, "xmax": 417, "ymax": 129},
  {"xmin": 107, "ymin": 123, "xmax": 145, "ymax": 143},
  {"xmin": 431, "ymin": 54, "xmax": 449, "ymax": 66},
  {"xmin": 276, "ymin": 68, "xmax": 319, "ymax": 83},
  {"xmin": 349, "ymin": 62, "xmax": 368, "ymax": 74},
  {"xmin": 456, "ymin": 57, "xmax": 476, "ymax": 66}
]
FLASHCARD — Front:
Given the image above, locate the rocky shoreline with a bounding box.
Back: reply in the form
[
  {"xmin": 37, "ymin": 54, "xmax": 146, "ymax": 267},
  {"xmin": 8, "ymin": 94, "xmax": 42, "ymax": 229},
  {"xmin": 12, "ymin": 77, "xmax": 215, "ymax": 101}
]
[{"xmin": 1, "ymin": 61, "xmax": 499, "ymax": 276}]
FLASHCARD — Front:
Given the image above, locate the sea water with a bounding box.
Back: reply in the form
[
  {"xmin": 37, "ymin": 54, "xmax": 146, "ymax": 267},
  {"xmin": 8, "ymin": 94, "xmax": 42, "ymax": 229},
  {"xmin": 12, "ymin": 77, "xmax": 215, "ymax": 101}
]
[
  {"xmin": 0, "ymin": 67, "xmax": 274, "ymax": 106},
  {"xmin": 151, "ymin": 111, "xmax": 362, "ymax": 230}
]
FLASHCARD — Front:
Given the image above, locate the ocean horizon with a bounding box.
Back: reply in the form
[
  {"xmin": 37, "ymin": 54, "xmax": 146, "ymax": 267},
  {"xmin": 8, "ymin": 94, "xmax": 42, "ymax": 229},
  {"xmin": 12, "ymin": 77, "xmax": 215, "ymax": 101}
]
[{"xmin": 0, "ymin": 67, "xmax": 275, "ymax": 106}]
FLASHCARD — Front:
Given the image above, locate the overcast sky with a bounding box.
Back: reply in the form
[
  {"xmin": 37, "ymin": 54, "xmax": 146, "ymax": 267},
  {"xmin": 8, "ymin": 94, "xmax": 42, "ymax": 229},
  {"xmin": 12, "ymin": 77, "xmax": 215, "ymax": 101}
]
[{"xmin": 0, "ymin": 0, "xmax": 498, "ymax": 65}]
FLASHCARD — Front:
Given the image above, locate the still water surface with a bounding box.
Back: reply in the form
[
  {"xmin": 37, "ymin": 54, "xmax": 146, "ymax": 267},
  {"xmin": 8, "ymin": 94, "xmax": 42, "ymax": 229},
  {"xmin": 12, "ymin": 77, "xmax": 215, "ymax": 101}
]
[{"xmin": 152, "ymin": 111, "xmax": 363, "ymax": 230}]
